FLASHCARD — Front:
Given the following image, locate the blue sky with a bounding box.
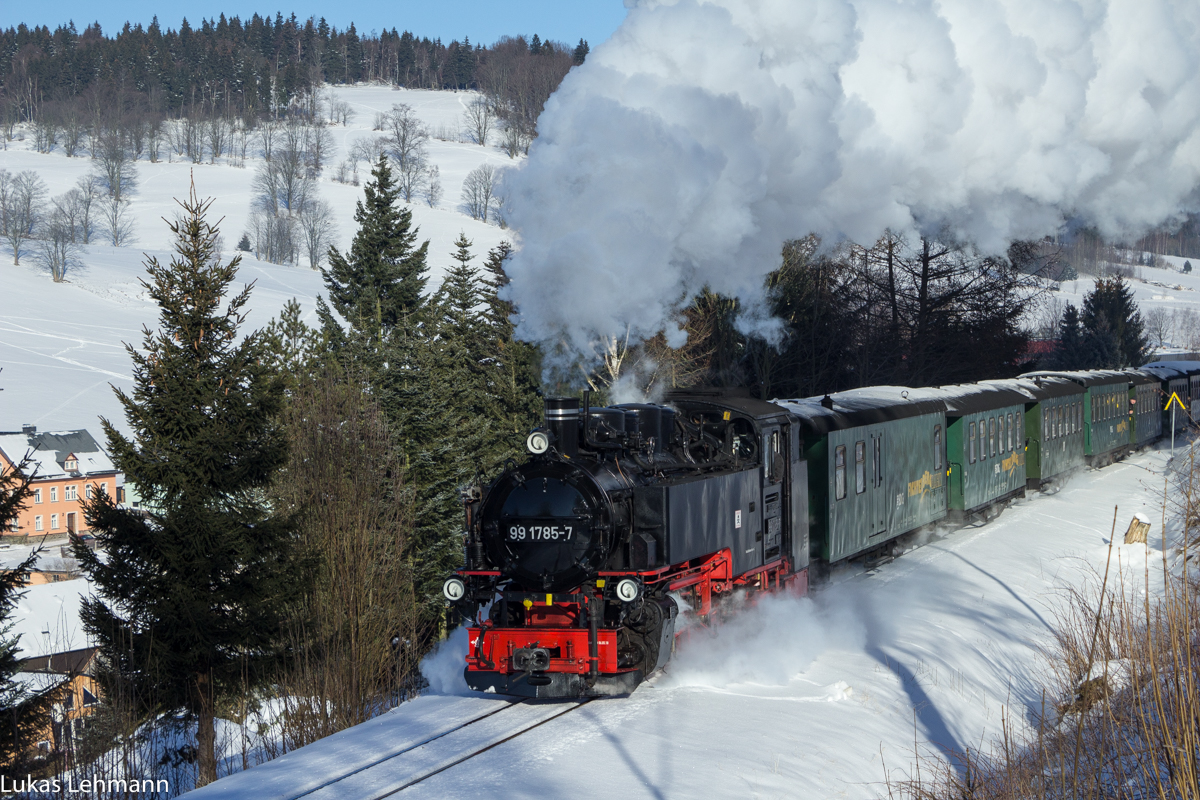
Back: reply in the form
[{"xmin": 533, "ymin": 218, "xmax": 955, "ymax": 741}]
[{"xmin": 7, "ymin": 1, "xmax": 629, "ymax": 48}]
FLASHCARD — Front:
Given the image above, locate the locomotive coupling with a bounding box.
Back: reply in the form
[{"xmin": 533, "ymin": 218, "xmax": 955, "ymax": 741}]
[{"xmin": 512, "ymin": 647, "xmax": 552, "ymax": 673}]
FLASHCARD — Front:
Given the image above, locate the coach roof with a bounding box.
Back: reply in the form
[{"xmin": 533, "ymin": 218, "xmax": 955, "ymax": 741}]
[{"xmin": 775, "ymin": 386, "xmax": 945, "ymax": 437}]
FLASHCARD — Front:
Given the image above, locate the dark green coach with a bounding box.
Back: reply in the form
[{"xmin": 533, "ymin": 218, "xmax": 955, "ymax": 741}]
[{"xmin": 780, "ymin": 389, "xmax": 947, "ymax": 564}]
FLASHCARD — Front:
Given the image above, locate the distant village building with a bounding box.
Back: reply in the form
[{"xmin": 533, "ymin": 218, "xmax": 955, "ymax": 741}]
[{"xmin": 0, "ymin": 426, "xmax": 121, "ymax": 539}]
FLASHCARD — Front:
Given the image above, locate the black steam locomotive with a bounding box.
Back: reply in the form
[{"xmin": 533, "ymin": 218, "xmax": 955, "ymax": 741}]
[{"xmin": 445, "ymin": 391, "xmax": 809, "ymax": 698}]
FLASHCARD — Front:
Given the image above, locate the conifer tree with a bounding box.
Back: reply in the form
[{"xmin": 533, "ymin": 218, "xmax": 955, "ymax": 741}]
[
  {"xmin": 75, "ymin": 186, "xmax": 303, "ymax": 788},
  {"xmin": 405, "ymin": 234, "xmax": 499, "ymax": 620},
  {"xmin": 481, "ymin": 241, "xmax": 542, "ymax": 441},
  {"xmin": 320, "ymin": 155, "xmax": 429, "ymax": 340},
  {"xmin": 1053, "ymin": 303, "xmax": 1084, "ymax": 369},
  {"xmin": 0, "ymin": 462, "xmax": 59, "ymax": 776},
  {"xmin": 1080, "ymin": 276, "xmax": 1150, "ymax": 368}
]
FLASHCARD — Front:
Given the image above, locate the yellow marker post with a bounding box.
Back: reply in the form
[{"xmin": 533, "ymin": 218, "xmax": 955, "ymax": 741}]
[
  {"xmin": 1166, "ymin": 392, "xmax": 1186, "ymax": 451},
  {"xmin": 546, "ymin": 594, "xmax": 553, "ymax": 606}
]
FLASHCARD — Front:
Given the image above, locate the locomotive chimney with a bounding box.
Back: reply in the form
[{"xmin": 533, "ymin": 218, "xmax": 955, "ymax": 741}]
[{"xmin": 544, "ymin": 397, "xmax": 580, "ymax": 457}]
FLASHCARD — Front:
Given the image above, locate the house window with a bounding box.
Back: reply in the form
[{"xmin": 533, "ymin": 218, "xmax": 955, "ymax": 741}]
[
  {"xmin": 874, "ymin": 435, "xmax": 883, "ymax": 486},
  {"xmin": 65, "ymin": 485, "xmax": 78, "ymax": 501},
  {"xmin": 7, "ymin": 518, "xmax": 16, "ymax": 533},
  {"xmin": 50, "ymin": 487, "xmax": 57, "ymax": 503},
  {"xmin": 82, "ymin": 687, "xmax": 99, "ymax": 707},
  {"xmin": 64, "ymin": 456, "xmax": 78, "ymax": 472},
  {"xmin": 835, "ymin": 446, "xmax": 847, "ymax": 501},
  {"xmin": 51, "ymin": 514, "xmax": 59, "ymax": 530},
  {"xmin": 34, "ymin": 488, "xmax": 41, "ymax": 504},
  {"xmin": 855, "ymin": 441, "xmax": 866, "ymax": 494},
  {"xmin": 35, "ymin": 516, "xmax": 43, "ymax": 531},
  {"xmin": 85, "ymin": 484, "xmax": 92, "ymax": 500},
  {"xmin": 989, "ymin": 418, "xmax": 997, "ymax": 457},
  {"xmin": 969, "ymin": 422, "xmax": 977, "ymax": 463},
  {"xmin": 99, "ymin": 482, "xmax": 107, "ymax": 496},
  {"xmin": 934, "ymin": 425, "xmax": 943, "ymax": 471}
]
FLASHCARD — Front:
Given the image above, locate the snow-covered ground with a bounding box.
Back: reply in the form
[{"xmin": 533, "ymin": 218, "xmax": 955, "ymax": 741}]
[
  {"xmin": 187, "ymin": 444, "xmax": 1180, "ymax": 799},
  {"xmin": 0, "ymin": 86, "xmax": 516, "ymax": 436}
]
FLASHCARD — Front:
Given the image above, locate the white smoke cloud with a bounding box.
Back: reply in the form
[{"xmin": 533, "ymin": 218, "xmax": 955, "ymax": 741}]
[{"xmin": 501, "ymin": 0, "xmax": 1200, "ymax": 361}]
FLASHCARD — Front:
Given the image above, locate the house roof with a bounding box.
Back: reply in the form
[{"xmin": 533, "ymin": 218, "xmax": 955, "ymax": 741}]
[
  {"xmin": 0, "ymin": 429, "xmax": 117, "ymax": 481},
  {"xmin": 18, "ymin": 646, "xmax": 98, "ymax": 676}
]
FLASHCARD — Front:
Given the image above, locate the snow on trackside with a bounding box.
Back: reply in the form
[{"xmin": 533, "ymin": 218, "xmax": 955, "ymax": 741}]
[
  {"xmin": 0, "ymin": 86, "xmax": 515, "ymax": 437},
  {"xmin": 187, "ymin": 445, "xmax": 1181, "ymax": 800}
]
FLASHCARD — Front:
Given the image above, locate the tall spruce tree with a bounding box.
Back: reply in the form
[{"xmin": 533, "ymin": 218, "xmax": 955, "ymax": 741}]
[
  {"xmin": 405, "ymin": 234, "xmax": 498, "ymax": 618},
  {"xmin": 75, "ymin": 186, "xmax": 303, "ymax": 788},
  {"xmin": 0, "ymin": 462, "xmax": 60, "ymax": 777},
  {"xmin": 480, "ymin": 241, "xmax": 543, "ymax": 441},
  {"xmin": 319, "ymin": 155, "xmax": 429, "ymax": 341},
  {"xmin": 1054, "ymin": 303, "xmax": 1084, "ymax": 369},
  {"xmin": 1080, "ymin": 277, "xmax": 1150, "ymax": 368}
]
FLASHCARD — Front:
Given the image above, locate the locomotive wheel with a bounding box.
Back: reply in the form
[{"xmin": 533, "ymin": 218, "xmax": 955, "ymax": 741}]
[{"xmin": 618, "ymin": 600, "xmax": 665, "ymax": 673}]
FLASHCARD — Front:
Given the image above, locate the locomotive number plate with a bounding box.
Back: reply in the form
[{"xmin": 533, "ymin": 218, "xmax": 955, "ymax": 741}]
[{"xmin": 508, "ymin": 525, "xmax": 573, "ymax": 541}]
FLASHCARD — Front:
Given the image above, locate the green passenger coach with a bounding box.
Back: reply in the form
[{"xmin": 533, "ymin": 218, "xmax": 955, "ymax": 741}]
[
  {"xmin": 927, "ymin": 385, "xmax": 1028, "ymax": 521},
  {"xmin": 1024, "ymin": 371, "xmax": 1133, "ymax": 466},
  {"xmin": 985, "ymin": 377, "xmax": 1085, "ymax": 490},
  {"xmin": 780, "ymin": 389, "xmax": 947, "ymax": 564}
]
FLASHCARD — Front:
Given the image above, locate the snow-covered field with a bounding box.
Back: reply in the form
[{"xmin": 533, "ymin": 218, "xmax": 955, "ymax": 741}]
[
  {"xmin": 0, "ymin": 86, "xmax": 515, "ymax": 436},
  {"xmin": 188, "ymin": 445, "xmax": 1180, "ymax": 799}
]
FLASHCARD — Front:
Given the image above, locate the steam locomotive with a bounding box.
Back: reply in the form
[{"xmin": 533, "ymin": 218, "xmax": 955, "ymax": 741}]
[{"xmin": 444, "ymin": 363, "xmax": 1199, "ymax": 698}]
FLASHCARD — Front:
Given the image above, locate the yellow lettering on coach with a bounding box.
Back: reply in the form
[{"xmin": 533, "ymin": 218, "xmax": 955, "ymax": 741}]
[{"xmin": 907, "ymin": 470, "xmax": 944, "ymax": 497}]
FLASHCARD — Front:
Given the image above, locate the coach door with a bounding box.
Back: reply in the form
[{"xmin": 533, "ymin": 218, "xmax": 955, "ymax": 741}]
[{"xmin": 761, "ymin": 425, "xmax": 785, "ymax": 565}]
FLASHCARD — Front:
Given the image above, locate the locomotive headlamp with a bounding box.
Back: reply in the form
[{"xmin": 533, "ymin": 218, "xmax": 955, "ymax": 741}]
[
  {"xmin": 615, "ymin": 579, "xmax": 641, "ymax": 603},
  {"xmin": 443, "ymin": 577, "xmax": 467, "ymax": 602},
  {"xmin": 526, "ymin": 430, "xmax": 551, "ymax": 455}
]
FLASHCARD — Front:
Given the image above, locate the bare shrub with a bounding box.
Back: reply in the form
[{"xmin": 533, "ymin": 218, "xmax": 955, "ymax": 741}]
[
  {"xmin": 100, "ymin": 198, "xmax": 135, "ymax": 246},
  {"xmin": 268, "ymin": 366, "xmax": 419, "ymax": 752},
  {"xmin": 297, "ymin": 200, "xmax": 336, "ymax": 270}
]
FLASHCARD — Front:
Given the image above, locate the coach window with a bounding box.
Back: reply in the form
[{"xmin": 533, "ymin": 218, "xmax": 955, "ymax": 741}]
[
  {"xmin": 987, "ymin": 417, "xmax": 994, "ymax": 457},
  {"xmin": 855, "ymin": 441, "xmax": 866, "ymax": 494},
  {"xmin": 934, "ymin": 425, "xmax": 943, "ymax": 471},
  {"xmin": 1007, "ymin": 413, "xmax": 1014, "ymax": 451},
  {"xmin": 874, "ymin": 435, "xmax": 883, "ymax": 486},
  {"xmin": 835, "ymin": 446, "xmax": 846, "ymax": 500},
  {"xmin": 969, "ymin": 422, "xmax": 977, "ymax": 463}
]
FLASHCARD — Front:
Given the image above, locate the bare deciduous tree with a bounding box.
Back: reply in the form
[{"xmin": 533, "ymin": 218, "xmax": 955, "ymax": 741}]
[
  {"xmin": 463, "ymin": 95, "xmax": 494, "ymax": 146},
  {"xmin": 95, "ymin": 128, "xmax": 138, "ymax": 201},
  {"xmin": 0, "ymin": 170, "xmax": 47, "ymax": 264},
  {"xmin": 1144, "ymin": 306, "xmax": 1173, "ymax": 349},
  {"xmin": 383, "ymin": 103, "xmax": 429, "ymax": 180},
  {"xmin": 205, "ymin": 115, "xmax": 232, "ymax": 164},
  {"xmin": 34, "ymin": 205, "xmax": 82, "ymax": 282},
  {"xmin": 461, "ymin": 163, "xmax": 498, "ymax": 222},
  {"xmin": 100, "ymin": 197, "xmax": 135, "ymax": 246},
  {"xmin": 348, "ymin": 135, "xmax": 388, "ymax": 166},
  {"xmin": 297, "ymin": 200, "xmax": 337, "ymax": 270},
  {"xmin": 425, "ymin": 165, "xmax": 442, "ymax": 208}
]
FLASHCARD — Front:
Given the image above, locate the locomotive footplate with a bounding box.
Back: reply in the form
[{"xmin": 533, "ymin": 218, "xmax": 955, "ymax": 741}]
[{"xmin": 465, "ymin": 668, "xmax": 643, "ymax": 698}]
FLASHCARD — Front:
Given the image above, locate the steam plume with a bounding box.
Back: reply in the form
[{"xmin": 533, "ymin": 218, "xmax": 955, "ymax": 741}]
[{"xmin": 501, "ymin": 0, "xmax": 1200, "ymax": 359}]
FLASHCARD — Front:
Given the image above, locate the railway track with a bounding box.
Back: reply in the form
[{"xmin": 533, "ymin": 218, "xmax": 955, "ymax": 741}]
[{"xmin": 284, "ymin": 697, "xmax": 593, "ymax": 800}]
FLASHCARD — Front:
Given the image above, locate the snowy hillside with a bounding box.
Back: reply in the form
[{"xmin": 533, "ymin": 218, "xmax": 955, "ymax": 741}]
[
  {"xmin": 187, "ymin": 446, "xmax": 1179, "ymax": 799},
  {"xmin": 0, "ymin": 86, "xmax": 516, "ymax": 436}
]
